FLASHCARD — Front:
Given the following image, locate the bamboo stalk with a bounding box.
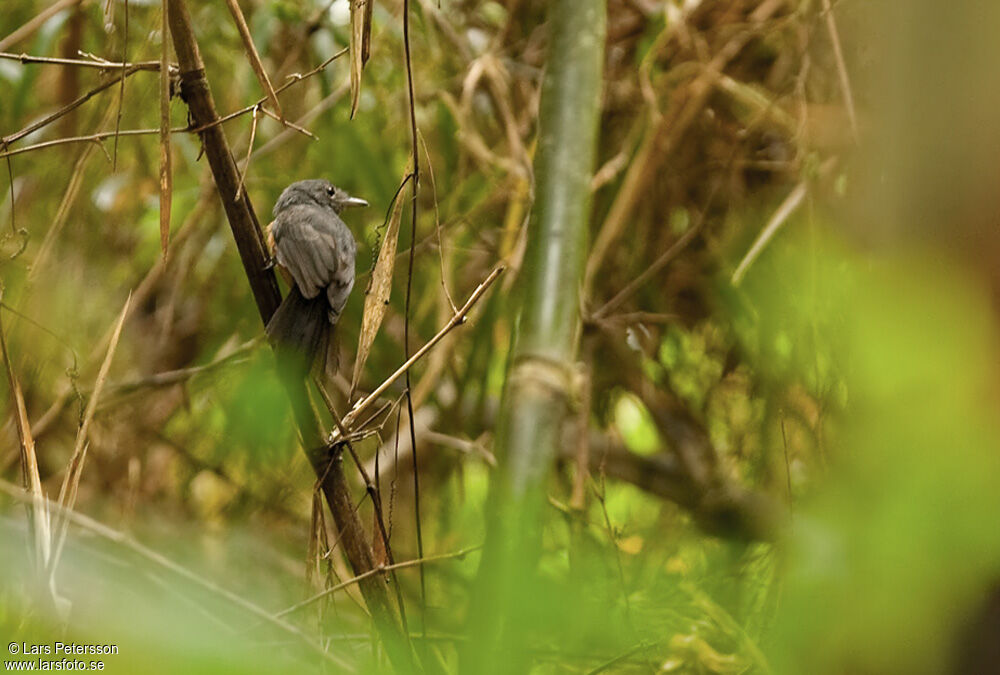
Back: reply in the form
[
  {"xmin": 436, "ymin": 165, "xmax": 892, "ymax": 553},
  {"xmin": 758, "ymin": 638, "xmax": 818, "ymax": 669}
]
[{"xmin": 464, "ymin": 0, "xmax": 606, "ymax": 670}]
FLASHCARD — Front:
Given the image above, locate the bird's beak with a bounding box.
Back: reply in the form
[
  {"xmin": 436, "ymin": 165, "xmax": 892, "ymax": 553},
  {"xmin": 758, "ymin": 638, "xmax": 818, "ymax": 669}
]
[{"xmin": 341, "ymin": 196, "xmax": 369, "ymax": 208}]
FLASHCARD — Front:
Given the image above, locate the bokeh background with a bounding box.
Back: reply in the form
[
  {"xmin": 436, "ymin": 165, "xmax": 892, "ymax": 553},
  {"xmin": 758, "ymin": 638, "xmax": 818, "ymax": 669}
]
[{"xmin": 2, "ymin": 1, "xmax": 1000, "ymax": 673}]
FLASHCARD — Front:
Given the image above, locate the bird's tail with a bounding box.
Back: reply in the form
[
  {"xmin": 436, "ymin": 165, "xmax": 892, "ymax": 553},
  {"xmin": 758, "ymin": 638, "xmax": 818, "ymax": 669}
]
[{"xmin": 266, "ymin": 286, "xmax": 330, "ymax": 380}]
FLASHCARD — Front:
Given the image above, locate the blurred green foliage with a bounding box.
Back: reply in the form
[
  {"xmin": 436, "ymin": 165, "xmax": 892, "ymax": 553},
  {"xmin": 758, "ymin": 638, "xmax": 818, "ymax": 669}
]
[
  {"xmin": 1, "ymin": 1, "xmax": 999, "ymax": 673},
  {"xmin": 748, "ymin": 233, "xmax": 1000, "ymax": 674}
]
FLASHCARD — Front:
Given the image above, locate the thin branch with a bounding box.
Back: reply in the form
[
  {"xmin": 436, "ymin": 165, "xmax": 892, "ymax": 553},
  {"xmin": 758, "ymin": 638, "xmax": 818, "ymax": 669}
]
[
  {"xmin": 29, "ymin": 104, "xmax": 118, "ymax": 282},
  {"xmin": 257, "ymin": 105, "xmax": 314, "ymax": 139},
  {"xmin": 112, "ymin": 0, "xmax": 129, "ymax": 169},
  {"xmin": 0, "ymin": 49, "xmax": 348, "ymax": 159},
  {"xmin": 0, "ymin": 52, "xmax": 164, "ymax": 70},
  {"xmin": 592, "ymin": 186, "xmax": 717, "ymax": 320},
  {"xmin": 275, "ymin": 47, "xmax": 349, "ymax": 94},
  {"xmin": 274, "ymin": 546, "xmax": 482, "ymax": 620},
  {"xmin": 239, "ymin": 84, "xmax": 349, "ymax": 166},
  {"xmin": 316, "ymin": 384, "xmax": 411, "ymax": 634},
  {"xmin": 1, "ymin": 64, "xmax": 157, "ymax": 149},
  {"xmin": 158, "ymin": 0, "xmax": 172, "ymax": 255},
  {"xmin": 418, "ymin": 129, "xmax": 456, "ymax": 312},
  {"xmin": 223, "ymin": 0, "xmax": 283, "ymax": 120},
  {"xmin": 234, "ymin": 105, "xmax": 260, "ymax": 201},
  {"xmin": 0, "ymin": 127, "xmax": 160, "ymax": 159},
  {"xmin": 820, "ymin": 0, "xmax": 859, "ymax": 143},
  {"xmin": 3, "ymin": 149, "xmax": 14, "ymax": 235},
  {"xmin": 333, "ymin": 437, "xmax": 412, "ymax": 635},
  {"xmin": 331, "ymin": 266, "xmax": 504, "ymax": 443},
  {"xmin": 50, "ymin": 294, "xmax": 131, "ymax": 573},
  {"xmin": 731, "ymin": 180, "xmax": 807, "ymax": 286},
  {"xmin": 101, "ymin": 340, "xmax": 257, "ymax": 398},
  {"xmin": 593, "ymin": 477, "xmax": 635, "ymax": 632},
  {"xmin": 163, "ymin": 1, "xmax": 411, "ymax": 667},
  {"xmin": 402, "ymin": 0, "xmax": 427, "ymax": 619}
]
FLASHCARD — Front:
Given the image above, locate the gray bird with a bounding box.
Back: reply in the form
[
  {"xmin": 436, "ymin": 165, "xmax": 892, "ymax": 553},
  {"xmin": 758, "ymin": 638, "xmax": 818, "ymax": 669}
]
[{"xmin": 265, "ymin": 179, "xmax": 367, "ymax": 378}]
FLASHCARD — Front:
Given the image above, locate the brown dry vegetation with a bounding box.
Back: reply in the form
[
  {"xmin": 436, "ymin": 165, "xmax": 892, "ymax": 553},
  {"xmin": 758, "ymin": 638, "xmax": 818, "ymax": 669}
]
[{"xmin": 2, "ymin": 1, "xmax": 999, "ymax": 673}]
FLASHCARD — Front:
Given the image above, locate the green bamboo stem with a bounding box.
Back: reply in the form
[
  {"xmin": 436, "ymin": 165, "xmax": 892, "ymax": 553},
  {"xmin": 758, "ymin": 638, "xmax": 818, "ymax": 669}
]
[{"xmin": 465, "ymin": 0, "xmax": 606, "ymax": 670}]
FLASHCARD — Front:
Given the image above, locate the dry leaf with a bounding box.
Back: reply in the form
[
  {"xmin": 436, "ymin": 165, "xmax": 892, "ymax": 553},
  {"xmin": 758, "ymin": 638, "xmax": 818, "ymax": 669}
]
[
  {"xmin": 350, "ymin": 170, "xmax": 409, "ymax": 397},
  {"xmin": 349, "ymin": 0, "xmax": 373, "ymax": 118}
]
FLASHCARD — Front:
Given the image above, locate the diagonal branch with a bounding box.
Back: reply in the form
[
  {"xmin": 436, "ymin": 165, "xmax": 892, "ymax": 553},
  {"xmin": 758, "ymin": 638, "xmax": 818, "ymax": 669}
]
[
  {"xmin": 274, "ymin": 545, "xmax": 482, "ymax": 620},
  {"xmin": 330, "ymin": 265, "xmax": 504, "ymax": 443},
  {"xmin": 164, "ymin": 0, "xmax": 413, "ymax": 669},
  {"xmin": 0, "ymin": 64, "xmax": 161, "ymax": 148},
  {"xmin": 223, "ymin": 0, "xmax": 283, "ymax": 121}
]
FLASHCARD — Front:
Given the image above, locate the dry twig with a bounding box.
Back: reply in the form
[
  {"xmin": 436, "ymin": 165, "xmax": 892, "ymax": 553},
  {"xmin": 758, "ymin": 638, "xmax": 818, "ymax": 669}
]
[
  {"xmin": 331, "ymin": 265, "xmax": 504, "ymax": 443},
  {"xmin": 158, "ymin": 1, "xmax": 173, "ymax": 255},
  {"xmin": 223, "ymin": 0, "xmax": 283, "ymax": 120},
  {"xmin": 50, "ymin": 294, "xmax": 131, "ymax": 572}
]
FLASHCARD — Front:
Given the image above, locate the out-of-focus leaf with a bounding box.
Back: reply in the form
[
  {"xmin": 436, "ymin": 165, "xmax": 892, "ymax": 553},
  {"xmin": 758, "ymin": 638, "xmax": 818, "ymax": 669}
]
[
  {"xmin": 749, "ymin": 234, "xmax": 1000, "ymax": 675},
  {"xmin": 613, "ymin": 391, "xmax": 660, "ymax": 457}
]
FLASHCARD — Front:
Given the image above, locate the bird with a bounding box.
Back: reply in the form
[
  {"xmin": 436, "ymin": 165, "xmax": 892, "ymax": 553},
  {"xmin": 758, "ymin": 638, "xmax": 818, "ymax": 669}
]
[{"xmin": 264, "ymin": 179, "xmax": 367, "ymax": 380}]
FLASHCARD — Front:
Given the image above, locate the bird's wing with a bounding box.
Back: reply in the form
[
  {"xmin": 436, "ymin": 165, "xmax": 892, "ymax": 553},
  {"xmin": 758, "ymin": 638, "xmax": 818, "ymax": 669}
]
[{"xmin": 271, "ymin": 205, "xmax": 344, "ymax": 299}]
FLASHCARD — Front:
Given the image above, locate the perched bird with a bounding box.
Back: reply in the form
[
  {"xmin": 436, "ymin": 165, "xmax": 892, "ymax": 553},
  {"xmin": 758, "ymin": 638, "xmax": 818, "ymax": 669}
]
[{"xmin": 265, "ymin": 179, "xmax": 367, "ymax": 379}]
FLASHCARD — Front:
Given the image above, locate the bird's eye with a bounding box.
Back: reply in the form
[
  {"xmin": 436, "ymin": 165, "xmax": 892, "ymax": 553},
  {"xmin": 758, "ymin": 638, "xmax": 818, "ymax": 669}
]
[{"xmin": 326, "ymin": 186, "xmax": 336, "ymax": 197}]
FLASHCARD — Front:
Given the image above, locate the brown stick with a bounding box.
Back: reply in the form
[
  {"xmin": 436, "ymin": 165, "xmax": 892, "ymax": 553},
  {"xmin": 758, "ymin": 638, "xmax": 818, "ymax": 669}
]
[
  {"xmin": 274, "ymin": 545, "xmax": 482, "ymax": 620},
  {"xmin": 0, "ymin": 64, "xmax": 158, "ymax": 149},
  {"xmin": 331, "ymin": 266, "xmax": 504, "ymax": 442},
  {"xmin": 819, "ymin": 0, "xmax": 859, "ymax": 143},
  {"xmin": 164, "ymin": 0, "xmax": 413, "ymax": 669},
  {"xmin": 0, "ymin": 52, "xmax": 164, "ymax": 70},
  {"xmin": 0, "ymin": 48, "xmax": 343, "ymax": 159},
  {"xmin": 158, "ymin": 0, "xmax": 173, "ymax": 255},
  {"xmin": 0, "ymin": 47, "xmax": 346, "ymax": 158},
  {"xmin": 223, "ymin": 0, "xmax": 283, "ymax": 120}
]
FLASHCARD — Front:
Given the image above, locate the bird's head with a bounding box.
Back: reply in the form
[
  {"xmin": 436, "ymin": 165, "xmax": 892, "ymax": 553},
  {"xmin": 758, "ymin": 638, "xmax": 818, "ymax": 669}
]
[{"xmin": 273, "ymin": 179, "xmax": 368, "ymax": 216}]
